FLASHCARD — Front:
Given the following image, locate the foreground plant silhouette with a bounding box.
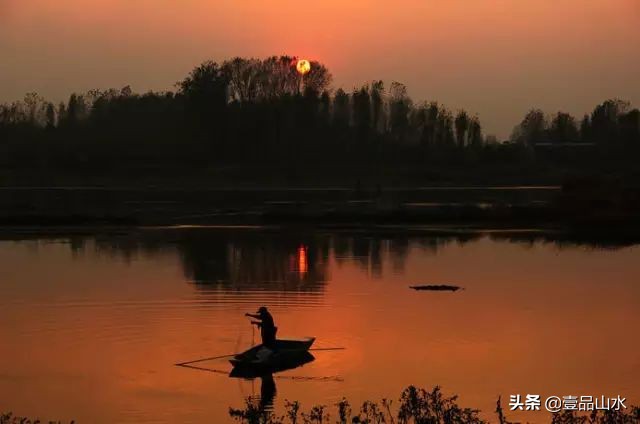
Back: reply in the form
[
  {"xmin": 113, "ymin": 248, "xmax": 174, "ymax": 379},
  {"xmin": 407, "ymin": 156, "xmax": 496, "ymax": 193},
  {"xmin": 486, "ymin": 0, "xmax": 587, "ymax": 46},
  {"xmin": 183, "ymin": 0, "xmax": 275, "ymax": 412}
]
[
  {"xmin": 0, "ymin": 412, "xmax": 73, "ymax": 424},
  {"xmin": 229, "ymin": 386, "xmax": 640, "ymax": 424},
  {"xmin": 2, "ymin": 386, "xmax": 638, "ymax": 423}
]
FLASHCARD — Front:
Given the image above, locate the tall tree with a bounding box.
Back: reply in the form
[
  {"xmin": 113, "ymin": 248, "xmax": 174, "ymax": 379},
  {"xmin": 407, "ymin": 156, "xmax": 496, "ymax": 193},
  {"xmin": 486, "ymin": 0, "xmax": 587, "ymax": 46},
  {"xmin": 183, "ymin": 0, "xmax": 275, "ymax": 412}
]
[
  {"xmin": 332, "ymin": 88, "xmax": 350, "ymax": 129},
  {"xmin": 549, "ymin": 112, "xmax": 579, "ymax": 143},
  {"xmin": 352, "ymin": 85, "xmax": 371, "ymax": 143},
  {"xmin": 178, "ymin": 61, "xmax": 228, "ymax": 107},
  {"xmin": 590, "ymin": 99, "xmax": 629, "ymax": 145},
  {"xmin": 437, "ymin": 108, "xmax": 455, "ymax": 147},
  {"xmin": 65, "ymin": 94, "xmax": 88, "ymax": 126},
  {"xmin": 370, "ymin": 81, "xmax": 385, "ymax": 133},
  {"xmin": 511, "ymin": 109, "xmax": 547, "ymax": 145},
  {"xmin": 45, "ymin": 102, "xmax": 56, "ymax": 129},
  {"xmin": 23, "ymin": 92, "xmax": 45, "ymax": 126},
  {"xmin": 389, "ymin": 82, "xmax": 411, "ymax": 141},
  {"xmin": 303, "ymin": 61, "xmax": 332, "ymax": 95},
  {"xmin": 468, "ymin": 116, "xmax": 483, "ymax": 147},
  {"xmin": 454, "ymin": 110, "xmax": 470, "ymax": 148},
  {"xmin": 222, "ymin": 57, "xmax": 262, "ymax": 103},
  {"xmin": 579, "ymin": 114, "xmax": 591, "ymax": 142},
  {"xmin": 259, "ymin": 56, "xmax": 299, "ymax": 98},
  {"xmin": 619, "ymin": 109, "xmax": 640, "ymax": 147}
]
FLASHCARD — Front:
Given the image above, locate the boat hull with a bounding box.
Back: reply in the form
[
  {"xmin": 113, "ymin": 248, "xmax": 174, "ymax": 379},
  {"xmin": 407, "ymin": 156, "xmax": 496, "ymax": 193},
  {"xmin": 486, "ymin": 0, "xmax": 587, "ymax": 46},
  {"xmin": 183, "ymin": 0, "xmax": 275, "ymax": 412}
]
[{"xmin": 229, "ymin": 337, "xmax": 315, "ymax": 372}]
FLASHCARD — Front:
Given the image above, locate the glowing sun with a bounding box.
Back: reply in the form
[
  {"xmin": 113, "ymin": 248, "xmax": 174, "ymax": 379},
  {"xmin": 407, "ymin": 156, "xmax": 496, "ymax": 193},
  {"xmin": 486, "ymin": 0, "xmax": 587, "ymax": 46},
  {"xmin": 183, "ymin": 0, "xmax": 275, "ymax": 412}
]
[{"xmin": 296, "ymin": 59, "xmax": 311, "ymax": 75}]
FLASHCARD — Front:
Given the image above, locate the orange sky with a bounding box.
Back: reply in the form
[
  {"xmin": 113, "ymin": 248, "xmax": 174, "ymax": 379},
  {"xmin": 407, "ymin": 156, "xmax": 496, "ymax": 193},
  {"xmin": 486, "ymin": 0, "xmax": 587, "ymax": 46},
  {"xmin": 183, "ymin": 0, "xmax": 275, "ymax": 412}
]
[{"xmin": 1, "ymin": 0, "xmax": 639, "ymax": 138}]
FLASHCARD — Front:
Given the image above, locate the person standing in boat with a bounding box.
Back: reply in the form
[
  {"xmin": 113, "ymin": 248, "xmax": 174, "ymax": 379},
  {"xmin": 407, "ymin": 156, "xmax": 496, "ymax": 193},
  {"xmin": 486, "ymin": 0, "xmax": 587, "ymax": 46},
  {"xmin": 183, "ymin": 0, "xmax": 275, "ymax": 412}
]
[{"xmin": 245, "ymin": 306, "xmax": 278, "ymax": 348}]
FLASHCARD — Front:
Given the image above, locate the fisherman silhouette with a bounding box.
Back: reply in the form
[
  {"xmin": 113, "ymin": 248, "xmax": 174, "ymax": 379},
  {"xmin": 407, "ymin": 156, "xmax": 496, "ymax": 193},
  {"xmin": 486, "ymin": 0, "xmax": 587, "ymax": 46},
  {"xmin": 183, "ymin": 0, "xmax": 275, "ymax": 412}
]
[{"xmin": 245, "ymin": 306, "xmax": 277, "ymax": 348}]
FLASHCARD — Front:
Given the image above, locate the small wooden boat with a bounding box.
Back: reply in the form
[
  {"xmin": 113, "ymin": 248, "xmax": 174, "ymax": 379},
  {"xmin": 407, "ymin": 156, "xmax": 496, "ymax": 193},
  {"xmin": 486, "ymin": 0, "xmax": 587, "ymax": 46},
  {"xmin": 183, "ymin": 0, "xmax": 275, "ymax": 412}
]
[{"xmin": 229, "ymin": 337, "xmax": 315, "ymax": 371}]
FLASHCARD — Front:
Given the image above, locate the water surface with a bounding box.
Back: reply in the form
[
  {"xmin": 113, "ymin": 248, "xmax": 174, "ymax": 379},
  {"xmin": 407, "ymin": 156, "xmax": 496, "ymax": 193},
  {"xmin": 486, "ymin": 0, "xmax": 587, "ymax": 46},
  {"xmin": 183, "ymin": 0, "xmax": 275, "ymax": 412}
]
[{"xmin": 0, "ymin": 228, "xmax": 638, "ymax": 423}]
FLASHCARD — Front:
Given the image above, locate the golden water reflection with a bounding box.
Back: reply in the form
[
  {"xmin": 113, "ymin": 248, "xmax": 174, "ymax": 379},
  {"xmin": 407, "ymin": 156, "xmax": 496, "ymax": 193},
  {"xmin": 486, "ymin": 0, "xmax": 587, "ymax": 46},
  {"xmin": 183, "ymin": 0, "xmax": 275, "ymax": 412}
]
[{"xmin": 0, "ymin": 228, "xmax": 638, "ymax": 423}]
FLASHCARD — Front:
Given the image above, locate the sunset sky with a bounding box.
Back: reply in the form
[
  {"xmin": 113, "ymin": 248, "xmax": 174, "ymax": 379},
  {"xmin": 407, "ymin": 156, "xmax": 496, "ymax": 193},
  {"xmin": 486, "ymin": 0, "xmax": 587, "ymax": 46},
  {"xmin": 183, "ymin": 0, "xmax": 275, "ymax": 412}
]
[{"xmin": 1, "ymin": 0, "xmax": 639, "ymax": 138}]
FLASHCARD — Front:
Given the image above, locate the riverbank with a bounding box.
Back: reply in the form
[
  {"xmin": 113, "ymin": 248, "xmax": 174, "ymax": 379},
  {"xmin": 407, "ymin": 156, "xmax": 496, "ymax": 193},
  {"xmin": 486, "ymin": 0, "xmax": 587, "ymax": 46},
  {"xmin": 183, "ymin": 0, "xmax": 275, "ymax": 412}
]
[{"xmin": 0, "ymin": 180, "xmax": 637, "ymax": 234}]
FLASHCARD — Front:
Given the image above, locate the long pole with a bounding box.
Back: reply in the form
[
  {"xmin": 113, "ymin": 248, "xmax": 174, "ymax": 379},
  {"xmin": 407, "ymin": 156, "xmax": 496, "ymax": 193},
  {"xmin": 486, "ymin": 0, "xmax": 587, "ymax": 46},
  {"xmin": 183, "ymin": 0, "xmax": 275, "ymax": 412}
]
[{"xmin": 174, "ymin": 353, "xmax": 236, "ymax": 366}]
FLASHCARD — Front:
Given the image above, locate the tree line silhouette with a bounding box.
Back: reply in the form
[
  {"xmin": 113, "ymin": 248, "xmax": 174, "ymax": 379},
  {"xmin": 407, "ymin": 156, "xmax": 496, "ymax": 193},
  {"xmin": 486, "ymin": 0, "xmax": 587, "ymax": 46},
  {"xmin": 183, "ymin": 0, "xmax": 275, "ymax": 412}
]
[{"xmin": 1, "ymin": 55, "xmax": 639, "ymax": 181}]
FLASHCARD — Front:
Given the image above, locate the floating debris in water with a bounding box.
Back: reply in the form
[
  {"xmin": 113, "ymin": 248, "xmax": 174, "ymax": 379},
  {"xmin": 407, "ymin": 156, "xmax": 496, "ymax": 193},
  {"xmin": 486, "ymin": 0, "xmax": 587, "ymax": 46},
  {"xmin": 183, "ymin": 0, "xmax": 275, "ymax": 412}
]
[{"xmin": 409, "ymin": 285, "xmax": 462, "ymax": 292}]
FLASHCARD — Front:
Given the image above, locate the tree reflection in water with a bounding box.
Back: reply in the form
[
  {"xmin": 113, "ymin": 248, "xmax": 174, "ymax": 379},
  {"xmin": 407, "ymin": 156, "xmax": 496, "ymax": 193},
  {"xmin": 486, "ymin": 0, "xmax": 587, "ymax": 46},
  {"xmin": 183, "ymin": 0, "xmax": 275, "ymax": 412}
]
[{"xmin": 7, "ymin": 226, "xmax": 638, "ymax": 295}]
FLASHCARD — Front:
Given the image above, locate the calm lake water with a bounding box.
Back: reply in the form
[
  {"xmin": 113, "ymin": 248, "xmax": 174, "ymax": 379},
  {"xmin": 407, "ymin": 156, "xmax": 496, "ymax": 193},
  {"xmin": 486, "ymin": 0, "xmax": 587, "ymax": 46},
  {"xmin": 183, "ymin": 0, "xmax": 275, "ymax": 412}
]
[{"xmin": 1, "ymin": 227, "xmax": 638, "ymax": 423}]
